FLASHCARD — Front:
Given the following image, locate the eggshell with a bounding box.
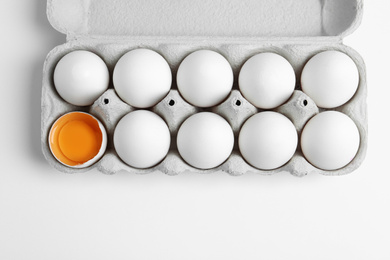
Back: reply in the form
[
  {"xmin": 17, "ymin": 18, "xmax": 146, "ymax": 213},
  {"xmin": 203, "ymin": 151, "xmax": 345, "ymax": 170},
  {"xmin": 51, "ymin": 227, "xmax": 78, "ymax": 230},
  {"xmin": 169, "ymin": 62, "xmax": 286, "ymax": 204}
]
[
  {"xmin": 48, "ymin": 112, "xmax": 107, "ymax": 168},
  {"xmin": 301, "ymin": 50, "xmax": 359, "ymax": 108},
  {"xmin": 113, "ymin": 110, "xmax": 171, "ymax": 169},
  {"xmin": 301, "ymin": 111, "xmax": 360, "ymax": 170},
  {"xmin": 53, "ymin": 50, "xmax": 109, "ymax": 106},
  {"xmin": 177, "ymin": 50, "xmax": 233, "ymax": 108},
  {"xmin": 239, "ymin": 111, "xmax": 298, "ymax": 170},
  {"xmin": 239, "ymin": 52, "xmax": 296, "ymax": 109},
  {"xmin": 113, "ymin": 49, "xmax": 172, "ymax": 108},
  {"xmin": 177, "ymin": 112, "xmax": 234, "ymax": 169}
]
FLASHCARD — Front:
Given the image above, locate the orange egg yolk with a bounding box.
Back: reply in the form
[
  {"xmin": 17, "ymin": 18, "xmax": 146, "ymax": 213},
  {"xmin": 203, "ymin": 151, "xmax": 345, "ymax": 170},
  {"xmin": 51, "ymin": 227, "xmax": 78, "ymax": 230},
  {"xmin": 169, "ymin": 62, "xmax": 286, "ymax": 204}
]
[{"xmin": 49, "ymin": 112, "xmax": 103, "ymax": 166}]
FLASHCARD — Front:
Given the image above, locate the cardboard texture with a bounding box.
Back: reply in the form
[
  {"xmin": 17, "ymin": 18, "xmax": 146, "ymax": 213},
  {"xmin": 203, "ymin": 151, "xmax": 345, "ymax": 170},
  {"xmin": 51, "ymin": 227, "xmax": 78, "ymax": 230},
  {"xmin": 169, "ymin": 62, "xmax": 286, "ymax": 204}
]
[{"xmin": 42, "ymin": 0, "xmax": 367, "ymax": 176}]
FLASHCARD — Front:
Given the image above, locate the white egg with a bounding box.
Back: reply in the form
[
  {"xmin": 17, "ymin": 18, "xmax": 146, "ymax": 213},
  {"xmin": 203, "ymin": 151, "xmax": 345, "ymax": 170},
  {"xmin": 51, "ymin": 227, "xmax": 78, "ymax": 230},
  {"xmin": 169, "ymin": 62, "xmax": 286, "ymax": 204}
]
[
  {"xmin": 239, "ymin": 53, "xmax": 296, "ymax": 109},
  {"xmin": 301, "ymin": 111, "xmax": 360, "ymax": 171},
  {"xmin": 239, "ymin": 112, "xmax": 297, "ymax": 170},
  {"xmin": 113, "ymin": 49, "xmax": 172, "ymax": 108},
  {"xmin": 301, "ymin": 50, "xmax": 359, "ymax": 108},
  {"xmin": 177, "ymin": 112, "xmax": 234, "ymax": 169},
  {"xmin": 113, "ymin": 110, "xmax": 171, "ymax": 169},
  {"xmin": 54, "ymin": 50, "xmax": 109, "ymax": 106},
  {"xmin": 177, "ymin": 50, "xmax": 233, "ymax": 107}
]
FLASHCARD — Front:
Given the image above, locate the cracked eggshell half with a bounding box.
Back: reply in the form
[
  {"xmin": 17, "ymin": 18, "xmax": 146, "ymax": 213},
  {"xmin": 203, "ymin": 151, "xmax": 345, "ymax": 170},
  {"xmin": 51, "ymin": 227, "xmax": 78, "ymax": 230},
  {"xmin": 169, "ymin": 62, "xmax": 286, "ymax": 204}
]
[{"xmin": 48, "ymin": 112, "xmax": 108, "ymax": 168}]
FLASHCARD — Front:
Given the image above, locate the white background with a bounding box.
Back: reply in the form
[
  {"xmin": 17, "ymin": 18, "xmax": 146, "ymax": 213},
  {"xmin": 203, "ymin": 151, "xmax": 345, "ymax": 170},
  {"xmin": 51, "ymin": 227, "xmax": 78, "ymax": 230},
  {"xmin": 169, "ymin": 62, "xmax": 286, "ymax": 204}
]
[{"xmin": 0, "ymin": 0, "xmax": 389, "ymax": 259}]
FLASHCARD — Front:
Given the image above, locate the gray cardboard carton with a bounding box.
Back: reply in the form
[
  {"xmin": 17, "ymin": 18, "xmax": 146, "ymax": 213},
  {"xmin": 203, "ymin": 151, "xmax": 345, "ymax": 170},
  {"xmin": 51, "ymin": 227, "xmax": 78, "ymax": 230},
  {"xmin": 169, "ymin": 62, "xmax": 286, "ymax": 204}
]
[{"xmin": 42, "ymin": 0, "xmax": 367, "ymax": 176}]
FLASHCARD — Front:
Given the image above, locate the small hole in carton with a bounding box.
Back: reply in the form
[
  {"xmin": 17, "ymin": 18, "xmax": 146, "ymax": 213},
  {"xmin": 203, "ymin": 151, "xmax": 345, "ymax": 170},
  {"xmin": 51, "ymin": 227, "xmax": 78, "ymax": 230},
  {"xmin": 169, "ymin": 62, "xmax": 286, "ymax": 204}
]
[
  {"xmin": 303, "ymin": 100, "xmax": 308, "ymax": 106},
  {"xmin": 103, "ymin": 98, "xmax": 109, "ymax": 105},
  {"xmin": 169, "ymin": 100, "xmax": 175, "ymax": 106},
  {"xmin": 235, "ymin": 100, "xmax": 241, "ymax": 106}
]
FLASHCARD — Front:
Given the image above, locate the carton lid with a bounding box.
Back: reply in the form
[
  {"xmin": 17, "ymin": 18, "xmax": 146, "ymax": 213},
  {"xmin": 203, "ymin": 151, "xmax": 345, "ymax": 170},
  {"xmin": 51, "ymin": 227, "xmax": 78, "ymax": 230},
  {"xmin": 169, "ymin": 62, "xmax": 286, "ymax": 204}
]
[{"xmin": 47, "ymin": 0, "xmax": 363, "ymax": 39}]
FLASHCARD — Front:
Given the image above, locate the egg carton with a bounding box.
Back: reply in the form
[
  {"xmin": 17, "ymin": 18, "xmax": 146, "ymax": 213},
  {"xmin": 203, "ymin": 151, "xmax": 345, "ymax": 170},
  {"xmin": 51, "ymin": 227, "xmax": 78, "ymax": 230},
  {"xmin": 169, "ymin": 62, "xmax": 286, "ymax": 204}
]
[{"xmin": 41, "ymin": 0, "xmax": 367, "ymax": 177}]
